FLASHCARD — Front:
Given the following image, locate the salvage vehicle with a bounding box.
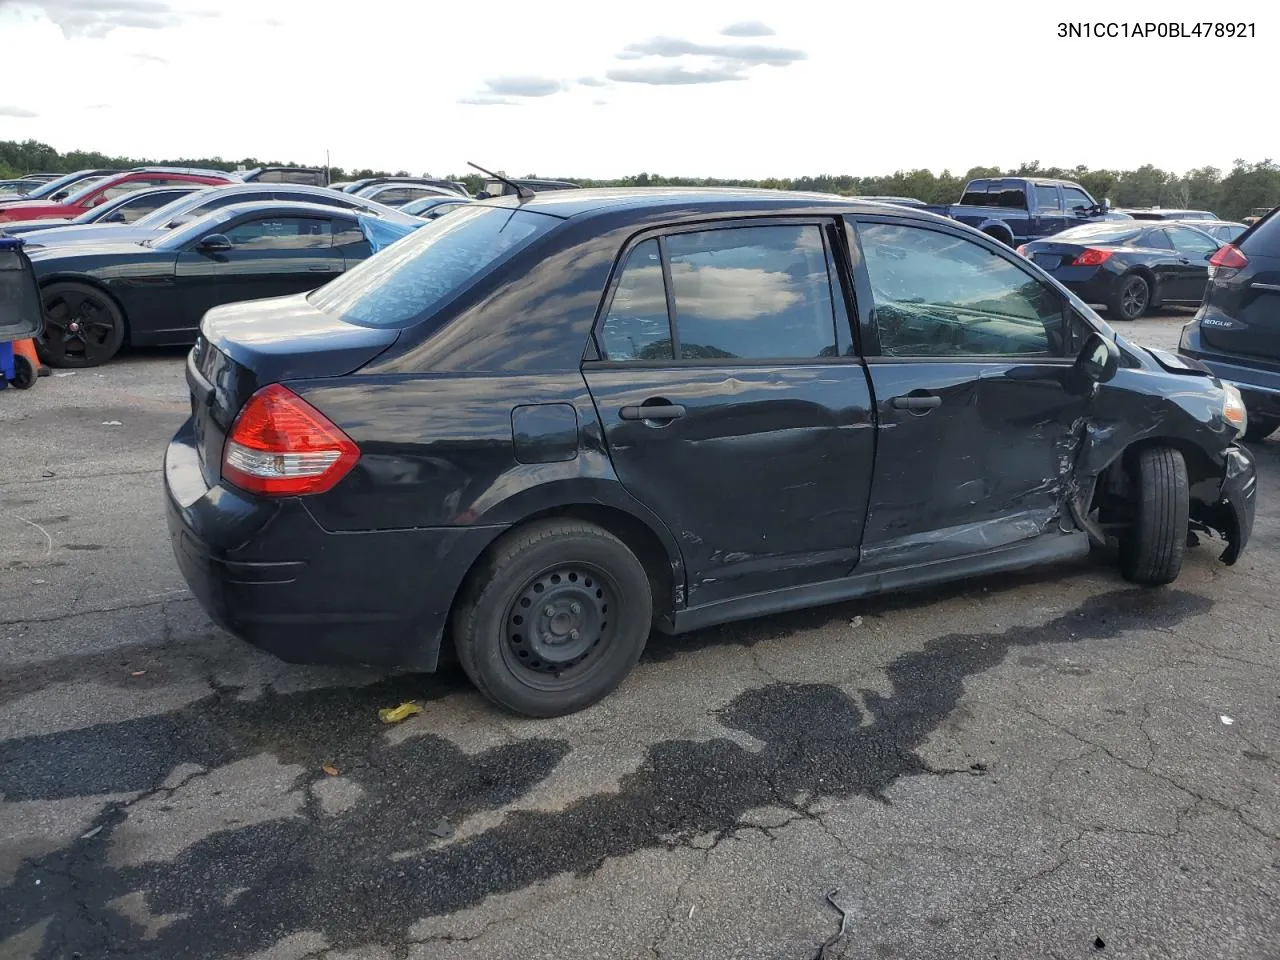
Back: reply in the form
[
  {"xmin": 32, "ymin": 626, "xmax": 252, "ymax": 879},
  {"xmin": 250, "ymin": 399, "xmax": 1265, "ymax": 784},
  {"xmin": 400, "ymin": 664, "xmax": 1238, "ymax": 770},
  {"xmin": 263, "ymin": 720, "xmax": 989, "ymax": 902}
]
[
  {"xmin": 0, "ymin": 169, "xmax": 236, "ymax": 225},
  {"xmin": 164, "ymin": 189, "xmax": 1256, "ymax": 718},
  {"xmin": 17, "ymin": 183, "xmax": 417, "ymax": 248},
  {"xmin": 343, "ymin": 177, "xmax": 470, "ymax": 198},
  {"xmin": 355, "ymin": 183, "xmax": 456, "ymax": 207},
  {"xmin": 400, "ymin": 195, "xmax": 471, "ymax": 219},
  {"xmin": 0, "ymin": 168, "xmax": 123, "ymax": 205},
  {"xmin": 239, "ymin": 166, "xmax": 328, "ymax": 186},
  {"xmin": 1179, "ymin": 207, "xmax": 1280, "ymax": 441},
  {"xmin": 0, "ymin": 185, "xmax": 205, "ymax": 236},
  {"xmin": 1017, "ymin": 221, "xmax": 1221, "ymax": 320},
  {"xmin": 1166, "ymin": 219, "xmax": 1248, "ymax": 244},
  {"xmin": 923, "ymin": 177, "xmax": 1115, "ymax": 247},
  {"xmin": 30, "ymin": 200, "xmax": 376, "ymax": 367}
]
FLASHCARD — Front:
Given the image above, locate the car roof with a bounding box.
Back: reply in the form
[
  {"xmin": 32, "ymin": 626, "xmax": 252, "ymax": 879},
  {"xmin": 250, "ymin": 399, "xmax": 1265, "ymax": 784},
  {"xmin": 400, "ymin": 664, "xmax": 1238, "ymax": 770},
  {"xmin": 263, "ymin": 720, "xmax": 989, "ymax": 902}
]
[
  {"xmin": 198, "ymin": 199, "xmax": 366, "ymax": 220},
  {"xmin": 474, "ymin": 186, "xmax": 912, "ymax": 222}
]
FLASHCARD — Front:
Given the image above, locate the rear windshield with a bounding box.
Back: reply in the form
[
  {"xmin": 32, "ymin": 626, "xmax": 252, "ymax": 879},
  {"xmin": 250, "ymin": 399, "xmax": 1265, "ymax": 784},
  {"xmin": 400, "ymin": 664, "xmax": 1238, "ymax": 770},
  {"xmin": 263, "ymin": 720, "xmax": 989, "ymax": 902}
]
[
  {"xmin": 1238, "ymin": 207, "xmax": 1280, "ymax": 257},
  {"xmin": 308, "ymin": 205, "xmax": 559, "ymax": 329},
  {"xmin": 1055, "ymin": 223, "xmax": 1143, "ymax": 244}
]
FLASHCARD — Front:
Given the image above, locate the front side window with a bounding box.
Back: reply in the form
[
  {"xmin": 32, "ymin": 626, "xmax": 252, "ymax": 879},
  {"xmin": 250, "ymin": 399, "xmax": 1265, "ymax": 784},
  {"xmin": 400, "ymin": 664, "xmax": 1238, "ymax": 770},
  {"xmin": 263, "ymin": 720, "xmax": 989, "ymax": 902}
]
[
  {"xmin": 223, "ymin": 217, "xmax": 332, "ymax": 250},
  {"xmin": 857, "ymin": 222, "xmax": 1064, "ymax": 358},
  {"xmin": 1165, "ymin": 226, "xmax": 1219, "ymax": 256},
  {"xmin": 1062, "ymin": 187, "xmax": 1094, "ymax": 212},
  {"xmin": 598, "ymin": 224, "xmax": 838, "ymax": 362}
]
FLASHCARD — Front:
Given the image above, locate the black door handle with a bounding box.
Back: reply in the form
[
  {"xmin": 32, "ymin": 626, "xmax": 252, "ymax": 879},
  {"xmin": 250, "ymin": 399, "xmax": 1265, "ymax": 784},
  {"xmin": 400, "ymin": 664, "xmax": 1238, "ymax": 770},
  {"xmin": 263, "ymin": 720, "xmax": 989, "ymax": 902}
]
[
  {"xmin": 620, "ymin": 403, "xmax": 686, "ymax": 421},
  {"xmin": 309, "ymin": 264, "xmax": 337, "ymax": 271},
  {"xmin": 890, "ymin": 395, "xmax": 942, "ymax": 410}
]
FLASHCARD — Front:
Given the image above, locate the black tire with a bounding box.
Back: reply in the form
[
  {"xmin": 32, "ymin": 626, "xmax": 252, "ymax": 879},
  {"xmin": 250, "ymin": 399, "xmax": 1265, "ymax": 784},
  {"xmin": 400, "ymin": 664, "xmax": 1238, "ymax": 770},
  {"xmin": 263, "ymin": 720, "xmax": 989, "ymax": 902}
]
[
  {"xmin": 37, "ymin": 281, "xmax": 126, "ymax": 368},
  {"xmin": 452, "ymin": 519, "xmax": 653, "ymax": 717},
  {"xmin": 1243, "ymin": 415, "xmax": 1280, "ymax": 443},
  {"xmin": 983, "ymin": 229, "xmax": 1013, "ymax": 247},
  {"xmin": 1107, "ymin": 273, "xmax": 1150, "ymax": 321},
  {"xmin": 1119, "ymin": 446, "xmax": 1189, "ymax": 586},
  {"xmin": 11, "ymin": 355, "xmax": 36, "ymax": 389}
]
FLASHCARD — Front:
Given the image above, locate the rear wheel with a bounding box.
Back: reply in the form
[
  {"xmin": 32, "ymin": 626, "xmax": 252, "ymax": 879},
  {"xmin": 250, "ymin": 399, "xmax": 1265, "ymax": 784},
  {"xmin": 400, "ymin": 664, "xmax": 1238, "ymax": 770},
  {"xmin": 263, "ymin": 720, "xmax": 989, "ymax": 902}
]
[
  {"xmin": 1119, "ymin": 446, "xmax": 1189, "ymax": 586},
  {"xmin": 1243, "ymin": 415, "xmax": 1280, "ymax": 443},
  {"xmin": 452, "ymin": 519, "xmax": 653, "ymax": 717},
  {"xmin": 38, "ymin": 281, "xmax": 126, "ymax": 368},
  {"xmin": 1107, "ymin": 274, "xmax": 1150, "ymax": 321}
]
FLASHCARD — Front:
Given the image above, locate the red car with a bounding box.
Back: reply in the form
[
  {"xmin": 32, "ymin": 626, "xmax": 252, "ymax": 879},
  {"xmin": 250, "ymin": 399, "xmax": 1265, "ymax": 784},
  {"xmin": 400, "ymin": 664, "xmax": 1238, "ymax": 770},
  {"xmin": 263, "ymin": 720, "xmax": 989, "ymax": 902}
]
[{"xmin": 0, "ymin": 168, "xmax": 237, "ymax": 224}]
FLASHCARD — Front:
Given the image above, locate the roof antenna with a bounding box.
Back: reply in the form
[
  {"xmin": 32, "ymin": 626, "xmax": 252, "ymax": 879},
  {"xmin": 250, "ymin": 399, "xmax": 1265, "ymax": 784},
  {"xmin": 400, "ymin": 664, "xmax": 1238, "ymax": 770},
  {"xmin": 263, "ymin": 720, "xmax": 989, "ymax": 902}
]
[{"xmin": 468, "ymin": 161, "xmax": 535, "ymax": 201}]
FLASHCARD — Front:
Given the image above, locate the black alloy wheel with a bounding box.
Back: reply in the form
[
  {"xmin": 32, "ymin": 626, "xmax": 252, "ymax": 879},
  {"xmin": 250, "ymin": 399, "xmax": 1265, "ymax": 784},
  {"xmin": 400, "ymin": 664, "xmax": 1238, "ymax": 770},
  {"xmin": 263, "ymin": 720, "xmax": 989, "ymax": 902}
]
[
  {"xmin": 38, "ymin": 281, "xmax": 126, "ymax": 368},
  {"xmin": 1110, "ymin": 274, "xmax": 1150, "ymax": 321}
]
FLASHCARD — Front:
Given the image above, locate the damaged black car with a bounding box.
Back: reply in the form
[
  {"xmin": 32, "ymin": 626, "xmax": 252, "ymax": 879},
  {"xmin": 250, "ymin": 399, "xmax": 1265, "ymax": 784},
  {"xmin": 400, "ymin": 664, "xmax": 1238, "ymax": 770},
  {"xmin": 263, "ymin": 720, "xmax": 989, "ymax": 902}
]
[{"xmin": 166, "ymin": 190, "xmax": 1258, "ymax": 718}]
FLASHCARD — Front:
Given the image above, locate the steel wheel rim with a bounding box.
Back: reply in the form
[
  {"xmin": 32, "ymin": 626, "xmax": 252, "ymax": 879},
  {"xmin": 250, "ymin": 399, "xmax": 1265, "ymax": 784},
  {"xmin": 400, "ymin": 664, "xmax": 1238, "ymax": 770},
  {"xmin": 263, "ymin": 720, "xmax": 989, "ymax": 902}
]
[
  {"xmin": 41, "ymin": 289, "xmax": 117, "ymax": 364},
  {"xmin": 1121, "ymin": 279, "xmax": 1147, "ymax": 318},
  {"xmin": 502, "ymin": 562, "xmax": 619, "ymax": 691}
]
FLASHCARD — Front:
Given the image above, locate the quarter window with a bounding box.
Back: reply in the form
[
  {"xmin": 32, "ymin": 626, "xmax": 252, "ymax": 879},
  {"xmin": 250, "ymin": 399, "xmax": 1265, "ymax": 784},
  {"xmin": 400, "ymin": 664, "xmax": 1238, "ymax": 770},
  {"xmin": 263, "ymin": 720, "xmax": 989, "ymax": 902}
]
[
  {"xmin": 223, "ymin": 217, "xmax": 332, "ymax": 250},
  {"xmin": 599, "ymin": 240, "xmax": 673, "ymax": 361},
  {"xmin": 857, "ymin": 222, "xmax": 1064, "ymax": 358}
]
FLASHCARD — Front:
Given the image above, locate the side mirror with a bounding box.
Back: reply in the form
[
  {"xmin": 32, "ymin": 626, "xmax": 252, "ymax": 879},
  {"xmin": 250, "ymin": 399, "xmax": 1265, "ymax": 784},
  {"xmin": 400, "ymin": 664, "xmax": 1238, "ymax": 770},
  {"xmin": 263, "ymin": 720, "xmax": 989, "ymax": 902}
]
[
  {"xmin": 474, "ymin": 191, "xmax": 491, "ymax": 200},
  {"xmin": 1076, "ymin": 331, "xmax": 1120, "ymax": 384},
  {"xmin": 197, "ymin": 233, "xmax": 232, "ymax": 252},
  {"xmin": 1102, "ymin": 197, "xmax": 1112, "ymax": 212}
]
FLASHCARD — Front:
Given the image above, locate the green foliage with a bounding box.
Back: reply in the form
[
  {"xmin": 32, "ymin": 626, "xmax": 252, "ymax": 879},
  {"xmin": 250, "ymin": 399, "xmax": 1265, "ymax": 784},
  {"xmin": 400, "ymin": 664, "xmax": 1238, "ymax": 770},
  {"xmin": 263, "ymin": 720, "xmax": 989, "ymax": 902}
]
[{"xmin": 2, "ymin": 138, "xmax": 1276, "ymax": 221}]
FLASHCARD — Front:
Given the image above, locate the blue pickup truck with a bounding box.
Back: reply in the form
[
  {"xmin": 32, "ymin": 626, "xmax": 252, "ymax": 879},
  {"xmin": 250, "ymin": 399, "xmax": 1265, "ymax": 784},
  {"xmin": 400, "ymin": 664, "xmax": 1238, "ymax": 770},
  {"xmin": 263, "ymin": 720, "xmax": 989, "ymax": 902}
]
[{"xmin": 923, "ymin": 177, "xmax": 1118, "ymax": 247}]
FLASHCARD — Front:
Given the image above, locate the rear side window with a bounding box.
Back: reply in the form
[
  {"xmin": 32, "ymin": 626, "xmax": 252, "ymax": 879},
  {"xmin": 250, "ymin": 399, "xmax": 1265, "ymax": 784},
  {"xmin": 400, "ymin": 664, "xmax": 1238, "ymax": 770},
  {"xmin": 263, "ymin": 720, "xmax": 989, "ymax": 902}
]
[
  {"xmin": 598, "ymin": 224, "xmax": 838, "ymax": 362},
  {"xmin": 1034, "ymin": 185, "xmax": 1062, "ymax": 211},
  {"xmin": 308, "ymin": 205, "xmax": 557, "ymax": 329},
  {"xmin": 989, "ymin": 186, "xmax": 1026, "ymax": 209},
  {"xmin": 1141, "ymin": 229, "xmax": 1174, "ymax": 250},
  {"xmin": 959, "ymin": 183, "xmax": 988, "ymax": 206}
]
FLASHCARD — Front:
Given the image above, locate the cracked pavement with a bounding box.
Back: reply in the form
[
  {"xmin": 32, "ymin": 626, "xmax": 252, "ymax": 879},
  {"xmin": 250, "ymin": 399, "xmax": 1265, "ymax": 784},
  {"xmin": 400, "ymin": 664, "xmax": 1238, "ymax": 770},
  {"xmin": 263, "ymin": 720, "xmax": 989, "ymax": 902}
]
[{"xmin": 2, "ymin": 314, "xmax": 1279, "ymax": 960}]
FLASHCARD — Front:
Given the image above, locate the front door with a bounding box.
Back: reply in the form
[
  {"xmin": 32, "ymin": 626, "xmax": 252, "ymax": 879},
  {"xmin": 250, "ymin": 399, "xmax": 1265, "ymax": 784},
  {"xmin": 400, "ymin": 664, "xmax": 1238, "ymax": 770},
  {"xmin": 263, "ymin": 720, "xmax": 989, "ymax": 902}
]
[
  {"xmin": 213, "ymin": 213, "xmax": 344, "ymax": 306},
  {"xmin": 846, "ymin": 217, "xmax": 1093, "ymax": 569},
  {"xmin": 582, "ymin": 221, "xmax": 876, "ymax": 608},
  {"xmin": 1164, "ymin": 225, "xmax": 1220, "ymax": 302}
]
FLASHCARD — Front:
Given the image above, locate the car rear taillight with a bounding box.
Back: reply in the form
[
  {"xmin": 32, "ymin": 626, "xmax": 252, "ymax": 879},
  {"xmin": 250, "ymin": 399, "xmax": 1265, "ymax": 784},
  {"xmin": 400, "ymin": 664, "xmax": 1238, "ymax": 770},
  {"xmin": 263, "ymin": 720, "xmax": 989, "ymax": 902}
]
[
  {"xmin": 1209, "ymin": 244, "xmax": 1248, "ymax": 270},
  {"xmin": 1015, "ymin": 244, "xmax": 1028, "ymax": 257},
  {"xmin": 221, "ymin": 384, "xmax": 359, "ymax": 496},
  {"xmin": 1071, "ymin": 248, "xmax": 1113, "ymax": 266}
]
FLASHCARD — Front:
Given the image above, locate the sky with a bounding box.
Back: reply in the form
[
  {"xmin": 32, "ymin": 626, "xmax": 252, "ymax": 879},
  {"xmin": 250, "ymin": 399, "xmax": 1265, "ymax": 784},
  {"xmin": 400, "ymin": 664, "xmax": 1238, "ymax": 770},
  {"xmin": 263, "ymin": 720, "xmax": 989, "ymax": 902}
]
[{"xmin": 0, "ymin": 0, "xmax": 1274, "ymax": 179}]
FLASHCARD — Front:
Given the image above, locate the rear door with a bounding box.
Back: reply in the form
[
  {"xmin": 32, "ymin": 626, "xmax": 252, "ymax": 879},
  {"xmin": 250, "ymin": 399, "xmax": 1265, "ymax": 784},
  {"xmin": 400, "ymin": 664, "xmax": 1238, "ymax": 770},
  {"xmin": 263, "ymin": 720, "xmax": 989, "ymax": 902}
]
[
  {"xmin": 1163, "ymin": 225, "xmax": 1220, "ymax": 301},
  {"xmin": 1200, "ymin": 210, "xmax": 1280, "ymax": 359},
  {"xmin": 846, "ymin": 216, "xmax": 1092, "ymax": 568},
  {"xmin": 582, "ymin": 219, "xmax": 876, "ymax": 607},
  {"xmin": 1033, "ymin": 184, "xmax": 1067, "ymax": 238}
]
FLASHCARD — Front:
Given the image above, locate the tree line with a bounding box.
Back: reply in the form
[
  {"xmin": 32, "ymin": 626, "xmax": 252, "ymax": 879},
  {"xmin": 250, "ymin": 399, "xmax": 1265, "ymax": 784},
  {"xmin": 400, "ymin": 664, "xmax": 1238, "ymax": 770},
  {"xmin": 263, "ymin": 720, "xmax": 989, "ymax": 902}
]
[{"xmin": 2, "ymin": 139, "xmax": 1277, "ymax": 221}]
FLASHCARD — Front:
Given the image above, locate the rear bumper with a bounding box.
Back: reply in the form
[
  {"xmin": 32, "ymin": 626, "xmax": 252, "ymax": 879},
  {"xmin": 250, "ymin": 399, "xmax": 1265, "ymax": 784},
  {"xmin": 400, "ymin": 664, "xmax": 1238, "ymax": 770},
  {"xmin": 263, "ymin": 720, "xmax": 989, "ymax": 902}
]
[
  {"xmin": 164, "ymin": 419, "xmax": 504, "ymax": 670},
  {"xmin": 1179, "ymin": 326, "xmax": 1280, "ymax": 418}
]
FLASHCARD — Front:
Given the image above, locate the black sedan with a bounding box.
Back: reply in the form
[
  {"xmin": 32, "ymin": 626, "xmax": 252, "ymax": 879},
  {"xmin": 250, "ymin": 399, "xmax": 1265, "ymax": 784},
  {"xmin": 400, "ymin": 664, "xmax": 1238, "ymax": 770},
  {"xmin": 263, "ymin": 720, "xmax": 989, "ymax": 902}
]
[
  {"xmin": 165, "ymin": 191, "xmax": 1255, "ymax": 718},
  {"xmin": 31, "ymin": 200, "xmax": 375, "ymax": 367},
  {"xmin": 1018, "ymin": 221, "xmax": 1221, "ymax": 320}
]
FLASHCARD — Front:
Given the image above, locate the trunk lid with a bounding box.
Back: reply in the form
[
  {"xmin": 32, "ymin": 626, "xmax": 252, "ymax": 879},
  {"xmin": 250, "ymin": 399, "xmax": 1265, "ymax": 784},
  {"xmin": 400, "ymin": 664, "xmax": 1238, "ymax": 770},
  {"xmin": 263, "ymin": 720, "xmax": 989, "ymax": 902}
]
[
  {"xmin": 189, "ymin": 293, "xmax": 399, "ymax": 486},
  {"xmin": 1019, "ymin": 240, "xmax": 1089, "ymax": 272}
]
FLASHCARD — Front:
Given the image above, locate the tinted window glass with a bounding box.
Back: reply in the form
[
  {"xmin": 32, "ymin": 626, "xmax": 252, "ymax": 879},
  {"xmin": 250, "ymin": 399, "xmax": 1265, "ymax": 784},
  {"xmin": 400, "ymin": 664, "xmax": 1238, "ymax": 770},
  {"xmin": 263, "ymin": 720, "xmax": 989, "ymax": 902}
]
[
  {"xmin": 989, "ymin": 186, "xmax": 1026, "ymax": 209},
  {"xmin": 599, "ymin": 240, "xmax": 672, "ymax": 361},
  {"xmin": 1062, "ymin": 187, "xmax": 1093, "ymax": 211},
  {"xmin": 308, "ymin": 205, "xmax": 557, "ymax": 329},
  {"xmin": 1140, "ymin": 229, "xmax": 1174, "ymax": 250},
  {"xmin": 959, "ymin": 184, "xmax": 988, "ymax": 206},
  {"xmin": 1035, "ymin": 185, "xmax": 1062, "ymax": 211},
  {"xmin": 331, "ymin": 219, "xmax": 369, "ymax": 252},
  {"xmin": 1165, "ymin": 226, "xmax": 1218, "ymax": 255},
  {"xmin": 858, "ymin": 222, "xmax": 1063, "ymax": 358},
  {"xmin": 224, "ymin": 217, "xmax": 332, "ymax": 250},
  {"xmin": 666, "ymin": 225, "xmax": 837, "ymax": 361},
  {"xmin": 179, "ymin": 192, "xmax": 259, "ymax": 222}
]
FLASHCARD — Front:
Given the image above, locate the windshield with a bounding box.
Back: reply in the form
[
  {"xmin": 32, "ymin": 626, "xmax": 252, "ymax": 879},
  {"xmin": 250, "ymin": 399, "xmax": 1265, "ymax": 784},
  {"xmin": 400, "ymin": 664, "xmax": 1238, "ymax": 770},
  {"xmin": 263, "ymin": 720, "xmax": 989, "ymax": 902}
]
[
  {"xmin": 1056, "ymin": 223, "xmax": 1144, "ymax": 244},
  {"xmin": 308, "ymin": 205, "xmax": 559, "ymax": 329},
  {"xmin": 59, "ymin": 177, "xmax": 119, "ymax": 206},
  {"xmin": 132, "ymin": 188, "xmax": 220, "ymax": 228},
  {"xmin": 22, "ymin": 171, "xmax": 100, "ymax": 200}
]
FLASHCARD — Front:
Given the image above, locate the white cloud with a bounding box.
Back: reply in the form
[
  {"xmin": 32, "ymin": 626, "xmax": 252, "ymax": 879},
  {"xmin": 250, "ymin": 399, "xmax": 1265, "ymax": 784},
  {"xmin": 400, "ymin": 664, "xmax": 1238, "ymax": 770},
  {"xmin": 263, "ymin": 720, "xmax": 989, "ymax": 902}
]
[{"xmin": 0, "ymin": 105, "xmax": 39, "ymax": 118}]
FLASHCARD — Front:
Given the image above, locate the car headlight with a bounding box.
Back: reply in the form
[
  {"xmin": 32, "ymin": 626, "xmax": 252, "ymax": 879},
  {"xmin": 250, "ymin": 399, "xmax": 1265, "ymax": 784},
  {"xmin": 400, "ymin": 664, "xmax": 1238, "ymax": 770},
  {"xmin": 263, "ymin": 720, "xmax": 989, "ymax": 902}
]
[{"xmin": 1222, "ymin": 384, "xmax": 1247, "ymax": 438}]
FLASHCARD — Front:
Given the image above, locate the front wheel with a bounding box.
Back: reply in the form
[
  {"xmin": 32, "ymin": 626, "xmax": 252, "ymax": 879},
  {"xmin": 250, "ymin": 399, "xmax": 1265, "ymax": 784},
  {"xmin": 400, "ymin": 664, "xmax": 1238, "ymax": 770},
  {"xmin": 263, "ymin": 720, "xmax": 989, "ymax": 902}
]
[
  {"xmin": 1119, "ymin": 446, "xmax": 1189, "ymax": 586},
  {"xmin": 38, "ymin": 281, "xmax": 126, "ymax": 368},
  {"xmin": 452, "ymin": 519, "xmax": 653, "ymax": 717},
  {"xmin": 1107, "ymin": 274, "xmax": 1150, "ymax": 322}
]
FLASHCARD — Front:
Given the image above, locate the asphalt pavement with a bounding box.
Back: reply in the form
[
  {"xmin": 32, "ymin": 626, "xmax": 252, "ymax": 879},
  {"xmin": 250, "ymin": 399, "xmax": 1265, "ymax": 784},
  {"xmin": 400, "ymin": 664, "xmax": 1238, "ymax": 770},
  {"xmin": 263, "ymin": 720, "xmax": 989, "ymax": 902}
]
[{"xmin": 2, "ymin": 310, "xmax": 1278, "ymax": 960}]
